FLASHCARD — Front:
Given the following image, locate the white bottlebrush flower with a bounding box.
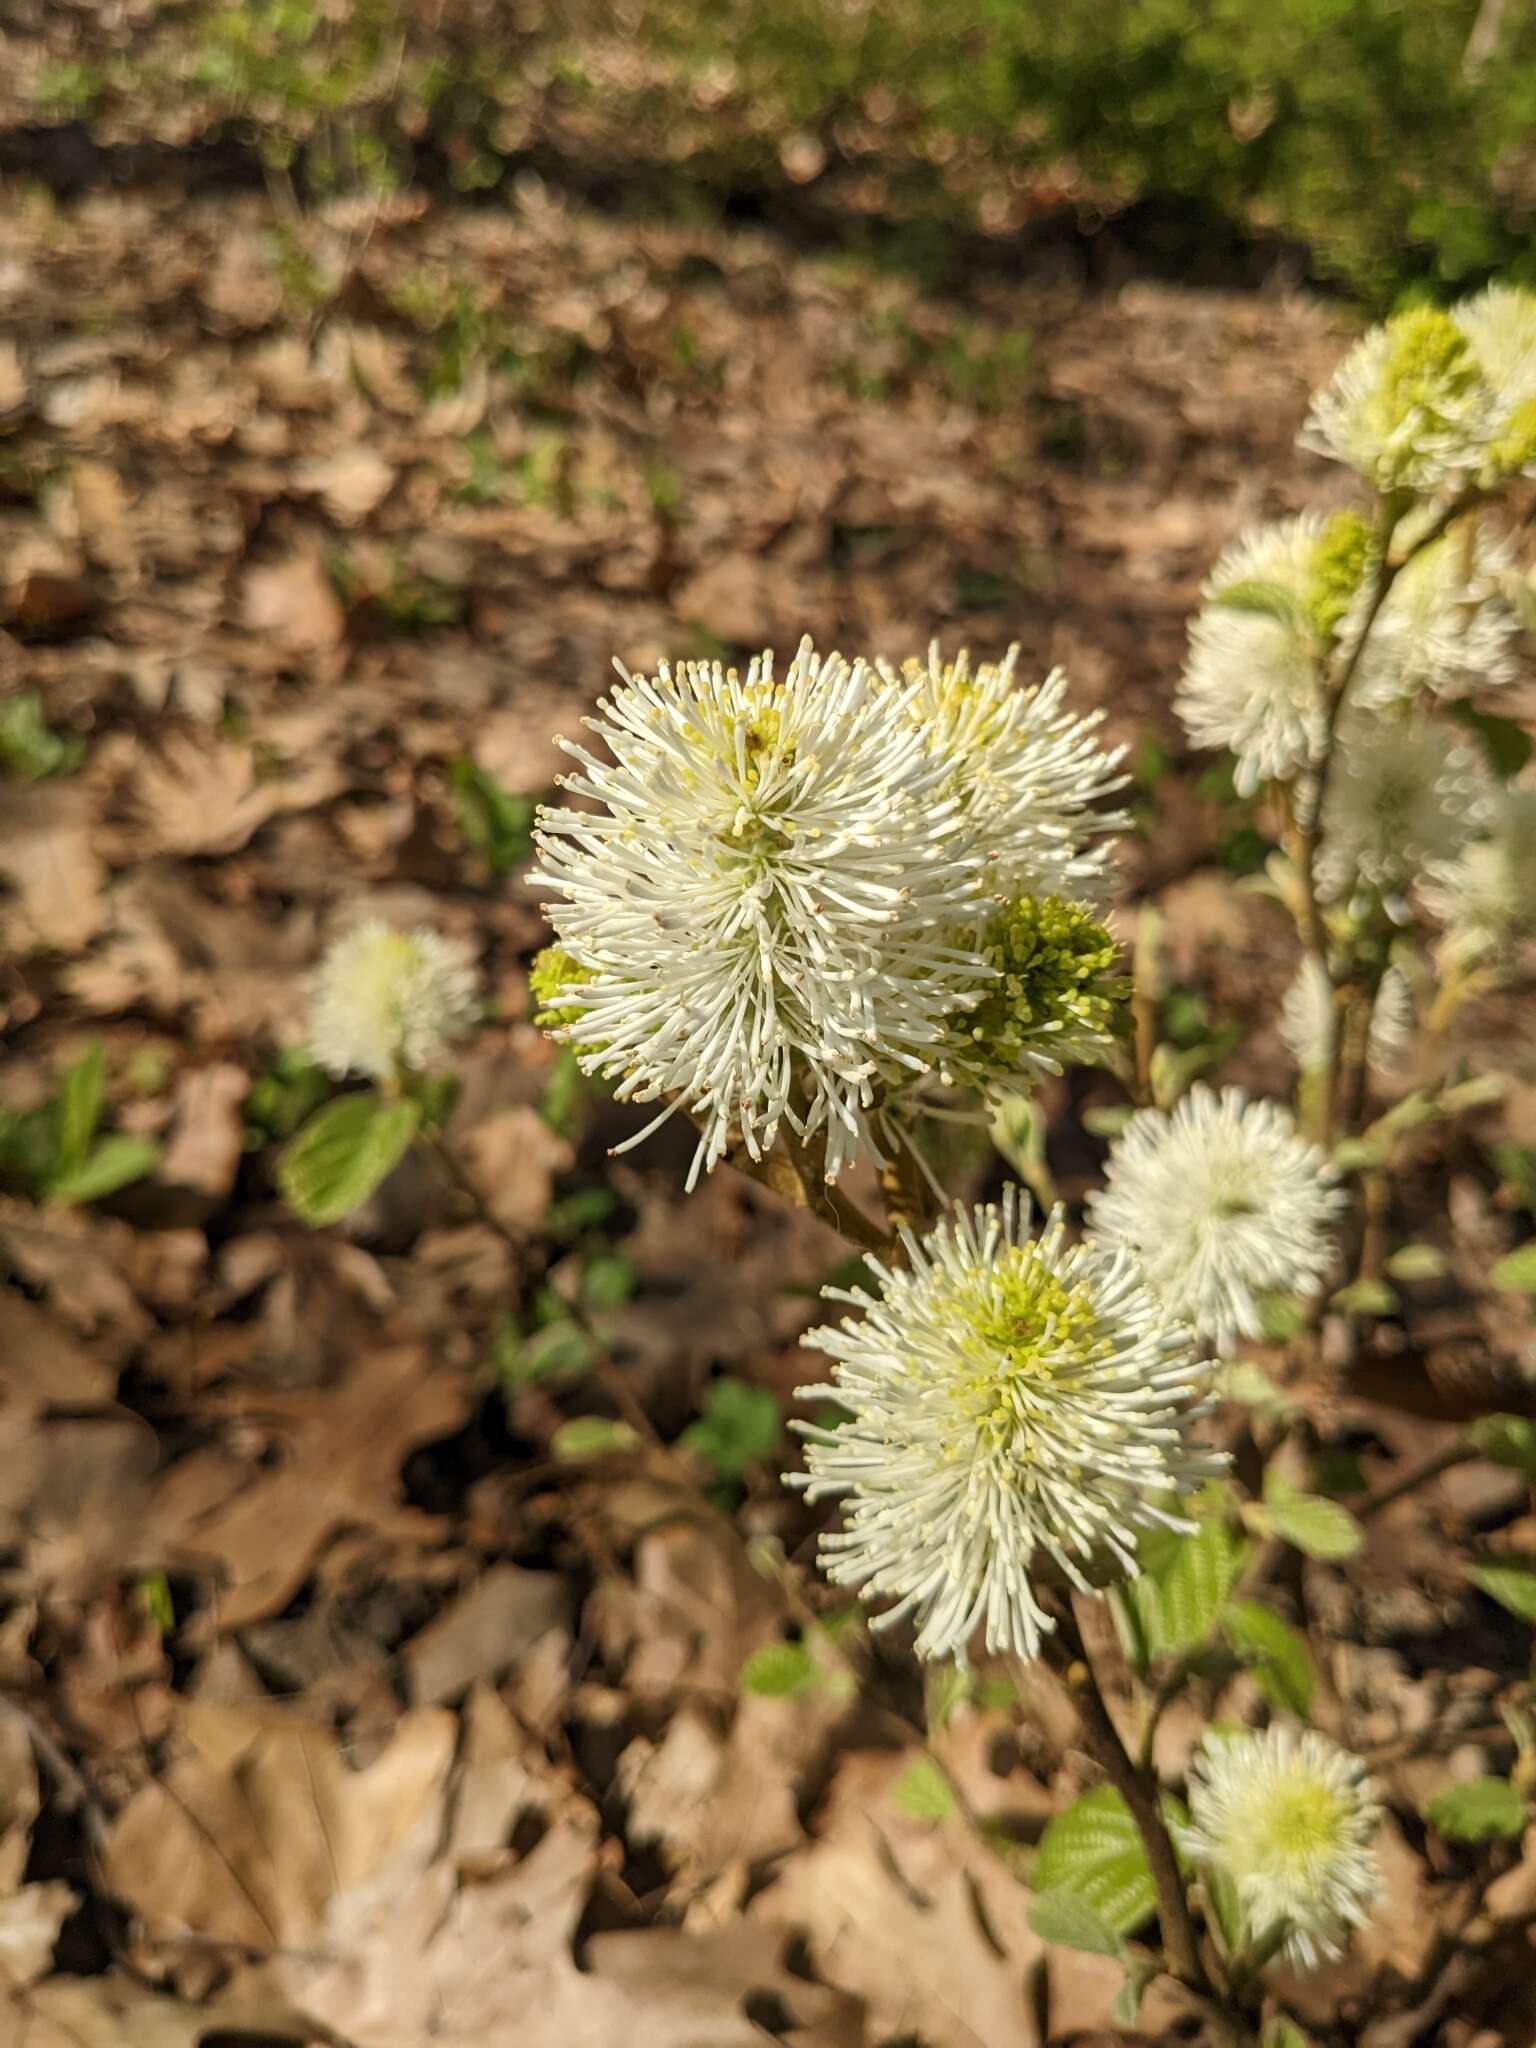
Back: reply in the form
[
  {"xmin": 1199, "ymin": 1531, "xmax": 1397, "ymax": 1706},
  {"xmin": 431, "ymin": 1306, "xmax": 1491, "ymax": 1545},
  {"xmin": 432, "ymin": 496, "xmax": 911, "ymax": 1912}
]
[
  {"xmin": 1317, "ymin": 712, "xmax": 1492, "ymax": 905},
  {"xmin": 534, "ymin": 638, "xmax": 1123, "ymax": 1188},
  {"xmin": 1280, "ymin": 957, "xmax": 1415, "ymax": 1076},
  {"xmin": 1349, "ymin": 521, "xmax": 1519, "ymax": 710},
  {"xmin": 1299, "ymin": 306, "xmax": 1498, "ymax": 494},
  {"xmin": 1086, "ymin": 1085, "xmax": 1345, "ymax": 1345},
  {"xmin": 308, "ymin": 920, "xmax": 479, "ymax": 1080},
  {"xmin": 1177, "ymin": 515, "xmax": 1345, "ymax": 794},
  {"xmin": 532, "ymin": 639, "xmax": 985, "ymax": 1189},
  {"xmin": 1424, "ymin": 785, "xmax": 1536, "ymax": 961},
  {"xmin": 1184, "ymin": 1726, "xmax": 1383, "ymax": 1972},
  {"xmin": 1454, "ymin": 284, "xmax": 1536, "ymax": 409},
  {"xmin": 875, "ymin": 644, "xmax": 1126, "ymax": 900},
  {"xmin": 791, "ymin": 1188, "xmax": 1221, "ymax": 1662}
]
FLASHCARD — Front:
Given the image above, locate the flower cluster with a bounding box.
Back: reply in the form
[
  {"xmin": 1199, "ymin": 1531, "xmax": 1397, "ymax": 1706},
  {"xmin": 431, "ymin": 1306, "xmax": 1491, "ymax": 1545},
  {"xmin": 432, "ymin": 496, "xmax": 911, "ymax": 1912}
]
[
  {"xmin": 927, "ymin": 895, "xmax": 1124, "ymax": 1097},
  {"xmin": 1317, "ymin": 712, "xmax": 1492, "ymax": 909},
  {"xmin": 1425, "ymin": 784, "xmax": 1536, "ymax": 965},
  {"xmin": 791, "ymin": 1188, "xmax": 1221, "ymax": 1662},
  {"xmin": 1301, "ymin": 290, "xmax": 1536, "ymax": 496},
  {"xmin": 1087, "ymin": 1086, "xmax": 1345, "ymax": 1346},
  {"xmin": 308, "ymin": 921, "xmax": 478, "ymax": 1082},
  {"xmin": 533, "ymin": 637, "xmax": 1123, "ymax": 1187},
  {"xmin": 1184, "ymin": 1726, "xmax": 1384, "ymax": 1970}
]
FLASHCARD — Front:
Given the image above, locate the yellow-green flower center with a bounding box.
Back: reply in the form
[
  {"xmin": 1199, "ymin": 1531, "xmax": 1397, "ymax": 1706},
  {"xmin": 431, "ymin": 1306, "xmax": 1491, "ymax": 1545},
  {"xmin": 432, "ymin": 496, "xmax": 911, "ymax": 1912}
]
[
  {"xmin": 1364, "ymin": 307, "xmax": 1484, "ymax": 479},
  {"xmin": 1250, "ymin": 1778, "xmax": 1347, "ymax": 1873},
  {"xmin": 951, "ymin": 1245, "xmax": 1111, "ymax": 1451},
  {"xmin": 1305, "ymin": 512, "xmax": 1372, "ymax": 642}
]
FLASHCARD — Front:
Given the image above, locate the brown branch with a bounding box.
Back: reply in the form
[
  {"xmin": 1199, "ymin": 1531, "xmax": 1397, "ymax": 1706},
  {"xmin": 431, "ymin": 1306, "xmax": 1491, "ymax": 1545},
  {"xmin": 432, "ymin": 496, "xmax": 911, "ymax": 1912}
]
[{"xmin": 1050, "ymin": 1600, "xmax": 1206, "ymax": 1991}]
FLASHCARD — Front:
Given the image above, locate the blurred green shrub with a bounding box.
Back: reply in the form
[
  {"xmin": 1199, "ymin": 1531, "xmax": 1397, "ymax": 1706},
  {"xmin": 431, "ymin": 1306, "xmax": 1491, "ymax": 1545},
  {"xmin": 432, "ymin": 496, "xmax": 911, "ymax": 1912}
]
[{"xmin": 25, "ymin": 0, "xmax": 1536, "ymax": 304}]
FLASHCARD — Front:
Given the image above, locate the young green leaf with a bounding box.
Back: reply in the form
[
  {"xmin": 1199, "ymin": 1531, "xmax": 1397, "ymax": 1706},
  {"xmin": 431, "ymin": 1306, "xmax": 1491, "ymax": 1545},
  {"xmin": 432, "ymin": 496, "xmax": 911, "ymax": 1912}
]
[
  {"xmin": 1128, "ymin": 1507, "xmax": 1244, "ymax": 1657},
  {"xmin": 1222, "ymin": 1600, "xmax": 1314, "ymax": 1716},
  {"xmin": 1466, "ymin": 1559, "xmax": 1536, "ymax": 1625},
  {"xmin": 891, "ymin": 1755, "xmax": 955, "ymax": 1823},
  {"xmin": 1262, "ymin": 1472, "xmax": 1362, "ymax": 1560},
  {"xmin": 678, "ymin": 1378, "xmax": 781, "ymax": 1481},
  {"xmin": 53, "ymin": 1041, "xmax": 105, "ymax": 1175},
  {"xmin": 1491, "ymin": 1245, "xmax": 1536, "ymax": 1295},
  {"xmin": 1423, "ymin": 1776, "xmax": 1527, "ymax": 1842},
  {"xmin": 1027, "ymin": 1887, "xmax": 1125, "ymax": 1957},
  {"xmin": 1199, "ymin": 1861, "xmax": 1249, "ymax": 1959},
  {"xmin": 550, "ymin": 1416, "xmax": 638, "ymax": 1461},
  {"xmin": 46, "ymin": 1134, "xmax": 161, "ymax": 1208},
  {"xmin": 277, "ymin": 1092, "xmax": 421, "ymax": 1226},
  {"xmin": 1468, "ymin": 1415, "xmax": 1536, "ymax": 1479},
  {"xmin": 739, "ymin": 1641, "xmax": 817, "ymax": 1700},
  {"xmin": 1385, "ymin": 1242, "xmax": 1448, "ymax": 1283},
  {"xmin": 1210, "ymin": 579, "xmax": 1308, "ymax": 629},
  {"xmin": 1033, "ymin": 1785, "xmax": 1156, "ymax": 1934},
  {"xmin": 1330, "ymin": 1277, "xmax": 1398, "ymax": 1318}
]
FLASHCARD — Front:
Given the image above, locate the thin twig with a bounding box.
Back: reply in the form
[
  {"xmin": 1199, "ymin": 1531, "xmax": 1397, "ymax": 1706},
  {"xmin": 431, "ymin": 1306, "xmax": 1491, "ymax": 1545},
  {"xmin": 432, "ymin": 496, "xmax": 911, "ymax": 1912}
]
[
  {"xmin": 1358, "ymin": 1440, "xmax": 1479, "ymax": 1520},
  {"xmin": 1050, "ymin": 1601, "xmax": 1207, "ymax": 1995}
]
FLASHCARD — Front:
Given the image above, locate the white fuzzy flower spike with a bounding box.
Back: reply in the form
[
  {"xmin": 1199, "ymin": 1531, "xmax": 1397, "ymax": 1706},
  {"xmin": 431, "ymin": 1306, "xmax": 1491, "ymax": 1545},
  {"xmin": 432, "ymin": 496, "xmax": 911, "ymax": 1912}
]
[
  {"xmin": 533, "ymin": 638, "xmax": 985, "ymax": 1188},
  {"xmin": 308, "ymin": 921, "xmax": 478, "ymax": 1081},
  {"xmin": 1424, "ymin": 785, "xmax": 1536, "ymax": 963},
  {"xmin": 1318, "ymin": 712, "xmax": 1492, "ymax": 906},
  {"xmin": 1351, "ymin": 523, "xmax": 1518, "ymax": 710},
  {"xmin": 1455, "ymin": 285, "xmax": 1536, "ymax": 412},
  {"xmin": 1086, "ymin": 1085, "xmax": 1345, "ymax": 1346},
  {"xmin": 791, "ymin": 1188, "xmax": 1221, "ymax": 1663},
  {"xmin": 1177, "ymin": 515, "xmax": 1334, "ymax": 794},
  {"xmin": 1300, "ymin": 306, "xmax": 1497, "ymax": 494},
  {"xmin": 1184, "ymin": 1726, "xmax": 1383, "ymax": 1972},
  {"xmin": 878, "ymin": 645, "xmax": 1126, "ymax": 899},
  {"xmin": 533, "ymin": 637, "xmax": 1123, "ymax": 1188}
]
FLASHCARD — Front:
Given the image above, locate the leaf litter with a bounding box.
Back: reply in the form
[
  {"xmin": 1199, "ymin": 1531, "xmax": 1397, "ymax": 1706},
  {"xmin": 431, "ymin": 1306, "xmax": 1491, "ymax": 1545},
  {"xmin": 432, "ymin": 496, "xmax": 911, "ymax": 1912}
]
[{"xmin": 0, "ymin": 79, "xmax": 1531, "ymax": 2048}]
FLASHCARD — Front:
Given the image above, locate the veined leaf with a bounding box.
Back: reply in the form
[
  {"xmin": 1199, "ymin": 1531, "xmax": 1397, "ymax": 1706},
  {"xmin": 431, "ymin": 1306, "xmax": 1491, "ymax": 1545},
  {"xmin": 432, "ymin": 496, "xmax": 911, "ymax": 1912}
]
[{"xmin": 277, "ymin": 1092, "xmax": 420, "ymax": 1226}]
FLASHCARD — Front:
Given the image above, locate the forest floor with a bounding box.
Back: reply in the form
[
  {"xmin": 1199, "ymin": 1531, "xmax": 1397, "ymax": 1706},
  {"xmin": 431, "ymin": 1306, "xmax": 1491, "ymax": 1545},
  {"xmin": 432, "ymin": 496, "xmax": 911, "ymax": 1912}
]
[{"xmin": 3, "ymin": 147, "xmax": 1536, "ymax": 2048}]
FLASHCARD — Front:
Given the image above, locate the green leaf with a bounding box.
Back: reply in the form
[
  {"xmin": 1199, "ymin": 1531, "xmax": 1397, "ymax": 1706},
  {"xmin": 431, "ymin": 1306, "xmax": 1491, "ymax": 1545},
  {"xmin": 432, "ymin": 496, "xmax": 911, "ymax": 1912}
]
[
  {"xmin": 739, "ymin": 1641, "xmax": 817, "ymax": 1699},
  {"xmin": 891, "ymin": 1755, "xmax": 955, "ymax": 1823},
  {"xmin": 1491, "ymin": 1245, "xmax": 1536, "ymax": 1294},
  {"xmin": 1216, "ymin": 1358, "xmax": 1295, "ymax": 1419},
  {"xmin": 1210, "ymin": 579, "xmax": 1307, "ymax": 629},
  {"xmin": 1468, "ymin": 1415, "xmax": 1536, "ymax": 1479},
  {"xmin": 276, "ymin": 1093, "xmax": 420, "ymax": 1226},
  {"xmin": 1200, "ymin": 1862, "xmax": 1249, "ymax": 1959},
  {"xmin": 1222, "ymin": 1601, "xmax": 1314, "ymax": 1716},
  {"xmin": 1386, "ymin": 1242, "xmax": 1449, "ymax": 1283},
  {"xmin": 45, "ymin": 1135, "xmax": 161, "ymax": 1207},
  {"xmin": 0, "ymin": 691, "xmax": 83, "ymax": 779},
  {"xmin": 1033, "ymin": 1785, "xmax": 1156, "ymax": 1935},
  {"xmin": 1467, "ymin": 1559, "xmax": 1536, "ymax": 1625},
  {"xmin": 678, "ymin": 1378, "xmax": 781, "ymax": 1481},
  {"xmin": 1256, "ymin": 1292, "xmax": 1308, "ymax": 1342},
  {"xmin": 1128, "ymin": 1506, "xmax": 1244, "ymax": 1657},
  {"xmin": 1027, "ymin": 1887, "xmax": 1124, "ymax": 1957},
  {"xmin": 1493, "ymin": 1141, "xmax": 1536, "ymax": 1217},
  {"xmin": 581, "ymin": 1253, "xmax": 635, "ymax": 1308},
  {"xmin": 1110, "ymin": 1956, "xmax": 1159, "ymax": 2026},
  {"xmin": 1265, "ymin": 2022, "xmax": 1319, "ymax": 2048},
  {"xmin": 1423, "ymin": 1776, "xmax": 1528, "ymax": 1842},
  {"xmin": 550, "ymin": 1416, "xmax": 638, "ymax": 1460},
  {"xmin": 1330, "ymin": 1277, "xmax": 1398, "ymax": 1317},
  {"xmin": 1262, "ymin": 1472, "xmax": 1362, "ymax": 1560},
  {"xmin": 54, "ymin": 1041, "xmax": 105, "ymax": 1174}
]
